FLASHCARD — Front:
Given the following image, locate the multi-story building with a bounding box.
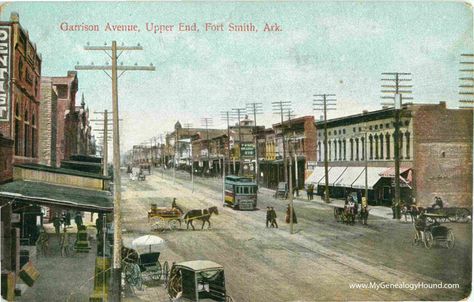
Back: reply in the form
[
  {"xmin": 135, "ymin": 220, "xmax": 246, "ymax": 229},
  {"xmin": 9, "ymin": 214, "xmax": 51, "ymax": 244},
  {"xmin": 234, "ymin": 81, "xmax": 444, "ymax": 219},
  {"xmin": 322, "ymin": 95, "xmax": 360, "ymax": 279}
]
[
  {"xmin": 38, "ymin": 78, "xmax": 58, "ymax": 167},
  {"xmin": 0, "ymin": 12, "xmax": 42, "ymax": 166},
  {"xmin": 307, "ymin": 102, "xmax": 472, "ymax": 207}
]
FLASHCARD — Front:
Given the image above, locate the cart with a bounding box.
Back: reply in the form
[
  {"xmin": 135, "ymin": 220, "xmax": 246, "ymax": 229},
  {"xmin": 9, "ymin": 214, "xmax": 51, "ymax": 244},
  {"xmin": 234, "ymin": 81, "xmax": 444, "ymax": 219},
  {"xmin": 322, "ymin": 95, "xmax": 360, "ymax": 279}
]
[
  {"xmin": 122, "ymin": 235, "xmax": 170, "ymax": 291},
  {"xmin": 167, "ymin": 260, "xmax": 233, "ymax": 301},
  {"xmin": 148, "ymin": 204, "xmax": 183, "ymax": 230},
  {"xmin": 274, "ymin": 182, "xmax": 288, "ymax": 199},
  {"xmin": 412, "ymin": 214, "xmax": 455, "ymax": 249}
]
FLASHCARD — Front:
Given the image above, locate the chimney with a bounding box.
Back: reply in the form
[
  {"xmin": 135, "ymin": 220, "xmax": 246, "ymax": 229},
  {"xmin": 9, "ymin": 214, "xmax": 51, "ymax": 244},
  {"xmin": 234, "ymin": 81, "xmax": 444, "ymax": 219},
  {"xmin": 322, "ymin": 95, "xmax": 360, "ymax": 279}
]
[{"xmin": 362, "ymin": 110, "xmax": 368, "ymax": 114}]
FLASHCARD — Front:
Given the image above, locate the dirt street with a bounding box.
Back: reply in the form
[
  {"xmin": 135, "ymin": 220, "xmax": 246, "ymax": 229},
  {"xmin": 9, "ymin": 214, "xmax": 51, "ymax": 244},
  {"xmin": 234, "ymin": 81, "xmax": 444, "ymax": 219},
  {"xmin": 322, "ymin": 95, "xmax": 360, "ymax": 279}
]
[{"xmin": 121, "ymin": 169, "xmax": 471, "ymax": 301}]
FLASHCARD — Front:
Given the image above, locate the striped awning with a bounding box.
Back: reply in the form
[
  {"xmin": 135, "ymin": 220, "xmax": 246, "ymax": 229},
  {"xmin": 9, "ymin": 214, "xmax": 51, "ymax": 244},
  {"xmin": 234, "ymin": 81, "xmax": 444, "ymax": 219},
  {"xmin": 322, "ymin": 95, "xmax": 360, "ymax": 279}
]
[{"xmin": 334, "ymin": 167, "xmax": 365, "ymax": 187}]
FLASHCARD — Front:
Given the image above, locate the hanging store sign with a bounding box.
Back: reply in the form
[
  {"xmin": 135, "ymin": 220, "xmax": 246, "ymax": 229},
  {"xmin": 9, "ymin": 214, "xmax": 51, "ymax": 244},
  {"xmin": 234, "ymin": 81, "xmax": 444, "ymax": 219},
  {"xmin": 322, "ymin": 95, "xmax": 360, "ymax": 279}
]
[
  {"xmin": 241, "ymin": 143, "xmax": 255, "ymax": 157},
  {"xmin": 0, "ymin": 26, "xmax": 10, "ymax": 122}
]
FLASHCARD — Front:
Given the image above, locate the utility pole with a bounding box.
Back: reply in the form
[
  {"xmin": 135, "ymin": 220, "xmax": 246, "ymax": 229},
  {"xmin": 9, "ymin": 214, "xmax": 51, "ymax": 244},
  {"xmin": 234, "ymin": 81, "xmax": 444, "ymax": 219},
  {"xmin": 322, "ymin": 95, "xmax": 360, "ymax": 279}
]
[
  {"xmin": 381, "ymin": 72, "xmax": 412, "ymax": 220},
  {"xmin": 201, "ymin": 118, "xmax": 213, "ymax": 176},
  {"xmin": 313, "ymin": 94, "xmax": 336, "ymax": 203},
  {"xmin": 459, "ymin": 54, "xmax": 474, "ymax": 109},
  {"xmin": 220, "ymin": 111, "xmax": 232, "ymax": 175},
  {"xmin": 231, "ymin": 108, "xmax": 245, "ymax": 176},
  {"xmin": 76, "ymin": 41, "xmax": 155, "ymax": 301},
  {"xmin": 91, "ymin": 111, "xmax": 121, "ymax": 177},
  {"xmin": 246, "ymin": 102, "xmax": 263, "ymax": 184},
  {"xmin": 272, "ymin": 101, "xmax": 292, "ymax": 186},
  {"xmin": 183, "ymin": 123, "xmax": 194, "ymax": 192}
]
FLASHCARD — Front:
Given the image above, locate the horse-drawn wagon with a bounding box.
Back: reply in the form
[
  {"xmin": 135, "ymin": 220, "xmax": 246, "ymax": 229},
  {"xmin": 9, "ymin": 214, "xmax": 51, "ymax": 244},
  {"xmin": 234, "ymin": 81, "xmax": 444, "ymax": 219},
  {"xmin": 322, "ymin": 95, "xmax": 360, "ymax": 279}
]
[{"xmin": 148, "ymin": 203, "xmax": 183, "ymax": 230}]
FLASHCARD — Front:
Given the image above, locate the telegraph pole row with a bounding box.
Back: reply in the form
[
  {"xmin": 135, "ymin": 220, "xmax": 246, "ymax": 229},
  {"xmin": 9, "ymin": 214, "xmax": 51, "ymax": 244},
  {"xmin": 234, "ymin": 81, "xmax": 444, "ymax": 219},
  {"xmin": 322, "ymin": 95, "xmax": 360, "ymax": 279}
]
[
  {"xmin": 201, "ymin": 118, "xmax": 213, "ymax": 176},
  {"xmin": 313, "ymin": 94, "xmax": 336, "ymax": 203},
  {"xmin": 230, "ymin": 108, "xmax": 245, "ymax": 176},
  {"xmin": 220, "ymin": 111, "xmax": 232, "ymax": 175},
  {"xmin": 381, "ymin": 72, "xmax": 412, "ymax": 219},
  {"xmin": 75, "ymin": 41, "xmax": 155, "ymax": 302},
  {"xmin": 272, "ymin": 101, "xmax": 292, "ymax": 185},
  {"xmin": 183, "ymin": 123, "xmax": 194, "ymax": 192},
  {"xmin": 91, "ymin": 110, "xmax": 121, "ymax": 177},
  {"xmin": 246, "ymin": 102, "xmax": 263, "ymax": 184}
]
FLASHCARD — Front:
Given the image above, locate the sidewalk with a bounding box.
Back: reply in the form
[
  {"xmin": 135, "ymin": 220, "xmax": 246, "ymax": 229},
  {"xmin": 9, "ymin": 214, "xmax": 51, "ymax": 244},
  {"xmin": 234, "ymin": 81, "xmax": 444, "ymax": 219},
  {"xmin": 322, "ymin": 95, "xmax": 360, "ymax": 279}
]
[{"xmin": 259, "ymin": 187, "xmax": 394, "ymax": 220}]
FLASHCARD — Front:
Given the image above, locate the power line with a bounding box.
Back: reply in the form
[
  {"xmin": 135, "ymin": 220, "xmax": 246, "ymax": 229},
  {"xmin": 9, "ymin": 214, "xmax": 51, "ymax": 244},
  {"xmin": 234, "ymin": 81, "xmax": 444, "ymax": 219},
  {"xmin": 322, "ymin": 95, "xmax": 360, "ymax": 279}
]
[{"xmin": 246, "ymin": 102, "xmax": 263, "ymax": 183}]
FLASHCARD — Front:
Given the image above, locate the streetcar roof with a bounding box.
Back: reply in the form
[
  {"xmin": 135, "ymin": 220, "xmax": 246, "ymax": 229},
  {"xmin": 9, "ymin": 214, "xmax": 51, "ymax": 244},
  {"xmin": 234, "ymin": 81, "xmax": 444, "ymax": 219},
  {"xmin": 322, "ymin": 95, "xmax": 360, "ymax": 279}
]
[{"xmin": 225, "ymin": 175, "xmax": 256, "ymax": 185}]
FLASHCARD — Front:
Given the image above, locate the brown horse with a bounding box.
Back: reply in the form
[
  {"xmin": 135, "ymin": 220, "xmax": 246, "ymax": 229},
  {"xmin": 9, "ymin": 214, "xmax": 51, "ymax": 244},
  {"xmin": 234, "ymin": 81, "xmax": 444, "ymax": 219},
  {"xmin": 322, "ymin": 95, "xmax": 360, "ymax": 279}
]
[{"xmin": 184, "ymin": 206, "xmax": 219, "ymax": 230}]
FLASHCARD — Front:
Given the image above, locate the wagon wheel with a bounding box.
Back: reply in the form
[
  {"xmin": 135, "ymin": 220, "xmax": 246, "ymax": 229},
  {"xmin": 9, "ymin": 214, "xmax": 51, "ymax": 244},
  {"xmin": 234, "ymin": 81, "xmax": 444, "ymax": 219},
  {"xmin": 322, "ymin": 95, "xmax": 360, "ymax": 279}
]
[
  {"xmin": 167, "ymin": 267, "xmax": 183, "ymax": 299},
  {"xmin": 424, "ymin": 231, "xmax": 434, "ymax": 249},
  {"xmin": 162, "ymin": 261, "xmax": 169, "ymax": 286},
  {"xmin": 446, "ymin": 230, "xmax": 455, "ymax": 249},
  {"xmin": 226, "ymin": 295, "xmax": 234, "ymax": 302},
  {"xmin": 124, "ymin": 263, "xmax": 142, "ymax": 290},
  {"xmin": 149, "ymin": 260, "xmax": 163, "ymax": 281},
  {"xmin": 411, "ymin": 231, "xmax": 420, "ymax": 246},
  {"xmin": 169, "ymin": 219, "xmax": 180, "ymax": 230},
  {"xmin": 151, "ymin": 218, "xmax": 165, "ymax": 231}
]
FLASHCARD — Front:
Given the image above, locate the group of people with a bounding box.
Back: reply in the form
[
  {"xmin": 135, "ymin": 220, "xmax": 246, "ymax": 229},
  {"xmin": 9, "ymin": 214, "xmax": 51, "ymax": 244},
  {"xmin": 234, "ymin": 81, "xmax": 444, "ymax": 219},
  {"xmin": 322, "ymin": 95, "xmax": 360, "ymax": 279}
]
[
  {"xmin": 266, "ymin": 205, "xmax": 298, "ymax": 228},
  {"xmin": 52, "ymin": 211, "xmax": 84, "ymax": 235}
]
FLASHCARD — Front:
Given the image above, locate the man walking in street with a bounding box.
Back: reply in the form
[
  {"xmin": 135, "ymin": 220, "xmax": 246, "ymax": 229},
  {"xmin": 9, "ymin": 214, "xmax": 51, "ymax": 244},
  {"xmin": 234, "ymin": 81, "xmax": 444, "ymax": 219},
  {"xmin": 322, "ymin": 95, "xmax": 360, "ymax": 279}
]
[
  {"xmin": 60, "ymin": 227, "xmax": 70, "ymax": 257},
  {"xmin": 53, "ymin": 215, "xmax": 61, "ymax": 235},
  {"xmin": 270, "ymin": 207, "xmax": 278, "ymax": 228},
  {"xmin": 266, "ymin": 207, "xmax": 271, "ymax": 227}
]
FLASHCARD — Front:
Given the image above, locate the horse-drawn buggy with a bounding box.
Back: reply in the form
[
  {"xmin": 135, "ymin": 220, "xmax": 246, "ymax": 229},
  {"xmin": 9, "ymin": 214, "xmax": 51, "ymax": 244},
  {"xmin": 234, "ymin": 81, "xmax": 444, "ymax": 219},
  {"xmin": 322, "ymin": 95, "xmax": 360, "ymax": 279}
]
[
  {"xmin": 167, "ymin": 260, "xmax": 233, "ymax": 301},
  {"xmin": 122, "ymin": 235, "xmax": 170, "ymax": 291},
  {"xmin": 334, "ymin": 202, "xmax": 368, "ymax": 225},
  {"xmin": 412, "ymin": 213, "xmax": 455, "ymax": 249}
]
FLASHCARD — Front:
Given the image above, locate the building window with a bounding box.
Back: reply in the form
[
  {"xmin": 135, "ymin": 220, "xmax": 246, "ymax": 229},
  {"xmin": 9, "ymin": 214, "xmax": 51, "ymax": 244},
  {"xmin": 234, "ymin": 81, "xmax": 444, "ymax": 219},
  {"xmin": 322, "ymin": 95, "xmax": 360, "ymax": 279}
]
[
  {"xmin": 31, "ymin": 113, "xmax": 36, "ymax": 158},
  {"xmin": 369, "ymin": 125, "xmax": 372, "ymax": 131},
  {"xmin": 343, "ymin": 129, "xmax": 346, "ymax": 134},
  {"xmin": 355, "ymin": 138, "xmax": 359, "ymax": 160},
  {"xmin": 385, "ymin": 133, "xmax": 390, "ymax": 159},
  {"xmin": 361, "ymin": 137, "xmax": 365, "ymax": 160},
  {"xmin": 405, "ymin": 132, "xmax": 411, "ymax": 159},
  {"xmin": 338, "ymin": 140, "xmax": 342, "ymax": 160},
  {"xmin": 379, "ymin": 135, "xmax": 384, "ymax": 160},
  {"xmin": 353, "ymin": 127, "xmax": 356, "ymax": 132},
  {"xmin": 350, "ymin": 139, "xmax": 354, "ymax": 161},
  {"xmin": 369, "ymin": 135, "xmax": 373, "ymax": 160},
  {"xmin": 317, "ymin": 142, "xmax": 321, "ymax": 161},
  {"xmin": 343, "ymin": 139, "xmax": 346, "ymax": 160},
  {"xmin": 404, "ymin": 120, "xmax": 409, "ymax": 126},
  {"xmin": 333, "ymin": 140, "xmax": 337, "ymax": 161},
  {"xmin": 374, "ymin": 134, "xmax": 379, "ymax": 159},
  {"xmin": 386, "ymin": 123, "xmax": 390, "ymax": 128},
  {"xmin": 375, "ymin": 125, "xmax": 378, "ymax": 130},
  {"xmin": 399, "ymin": 132, "xmax": 404, "ymax": 159}
]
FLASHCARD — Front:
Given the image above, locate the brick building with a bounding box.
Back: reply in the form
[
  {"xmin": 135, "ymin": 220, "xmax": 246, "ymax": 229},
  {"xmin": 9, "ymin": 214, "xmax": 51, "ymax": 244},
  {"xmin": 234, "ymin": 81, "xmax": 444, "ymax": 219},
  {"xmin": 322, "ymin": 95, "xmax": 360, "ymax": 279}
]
[
  {"xmin": 0, "ymin": 12, "xmax": 42, "ymax": 166},
  {"xmin": 0, "ymin": 134, "xmax": 13, "ymax": 183},
  {"xmin": 260, "ymin": 116, "xmax": 316, "ymax": 189},
  {"xmin": 38, "ymin": 78, "xmax": 58, "ymax": 167},
  {"xmin": 306, "ymin": 102, "xmax": 472, "ymax": 207},
  {"xmin": 42, "ymin": 71, "xmax": 78, "ymax": 166}
]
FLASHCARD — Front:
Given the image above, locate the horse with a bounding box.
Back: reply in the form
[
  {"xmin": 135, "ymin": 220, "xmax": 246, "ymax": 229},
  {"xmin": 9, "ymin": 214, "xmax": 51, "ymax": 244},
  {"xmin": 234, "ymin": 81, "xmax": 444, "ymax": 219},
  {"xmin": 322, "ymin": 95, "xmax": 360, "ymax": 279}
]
[
  {"xmin": 359, "ymin": 206, "xmax": 369, "ymax": 225},
  {"xmin": 343, "ymin": 205, "xmax": 356, "ymax": 225},
  {"xmin": 184, "ymin": 206, "xmax": 219, "ymax": 230}
]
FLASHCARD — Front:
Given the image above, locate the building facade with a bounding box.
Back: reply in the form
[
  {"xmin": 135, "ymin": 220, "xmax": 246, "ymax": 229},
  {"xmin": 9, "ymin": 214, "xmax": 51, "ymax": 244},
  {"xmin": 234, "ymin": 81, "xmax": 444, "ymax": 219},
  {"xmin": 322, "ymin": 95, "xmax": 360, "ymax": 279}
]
[
  {"xmin": 308, "ymin": 102, "xmax": 472, "ymax": 207},
  {"xmin": 38, "ymin": 78, "xmax": 58, "ymax": 167},
  {"xmin": 0, "ymin": 13, "xmax": 42, "ymax": 166}
]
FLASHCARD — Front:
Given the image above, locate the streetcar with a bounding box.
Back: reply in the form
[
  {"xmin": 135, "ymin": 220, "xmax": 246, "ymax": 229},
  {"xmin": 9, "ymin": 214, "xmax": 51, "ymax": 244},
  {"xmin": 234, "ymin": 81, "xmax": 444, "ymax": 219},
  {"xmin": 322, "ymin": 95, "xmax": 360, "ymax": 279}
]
[{"xmin": 223, "ymin": 175, "xmax": 258, "ymax": 210}]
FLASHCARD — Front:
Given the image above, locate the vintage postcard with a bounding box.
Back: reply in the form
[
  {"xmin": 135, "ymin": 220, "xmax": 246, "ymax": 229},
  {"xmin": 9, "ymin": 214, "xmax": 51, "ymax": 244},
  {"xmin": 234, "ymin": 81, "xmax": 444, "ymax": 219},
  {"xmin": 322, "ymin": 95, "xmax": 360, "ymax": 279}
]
[{"xmin": 0, "ymin": 1, "xmax": 471, "ymax": 302}]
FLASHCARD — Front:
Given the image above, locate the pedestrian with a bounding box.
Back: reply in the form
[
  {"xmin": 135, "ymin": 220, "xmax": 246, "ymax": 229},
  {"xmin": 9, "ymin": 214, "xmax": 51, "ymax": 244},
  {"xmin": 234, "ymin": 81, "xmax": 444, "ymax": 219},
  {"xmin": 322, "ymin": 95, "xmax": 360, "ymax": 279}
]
[
  {"xmin": 306, "ymin": 185, "xmax": 310, "ymax": 200},
  {"xmin": 53, "ymin": 215, "xmax": 61, "ymax": 235},
  {"xmin": 60, "ymin": 227, "xmax": 69, "ymax": 257},
  {"xmin": 65, "ymin": 211, "xmax": 71, "ymax": 227},
  {"xmin": 95, "ymin": 214, "xmax": 103, "ymax": 236},
  {"xmin": 285, "ymin": 205, "xmax": 297, "ymax": 224},
  {"xmin": 36, "ymin": 228, "xmax": 49, "ymax": 258},
  {"xmin": 75, "ymin": 211, "xmax": 83, "ymax": 228},
  {"xmin": 270, "ymin": 207, "xmax": 278, "ymax": 228},
  {"xmin": 309, "ymin": 184, "xmax": 314, "ymax": 200},
  {"xmin": 266, "ymin": 207, "xmax": 271, "ymax": 227}
]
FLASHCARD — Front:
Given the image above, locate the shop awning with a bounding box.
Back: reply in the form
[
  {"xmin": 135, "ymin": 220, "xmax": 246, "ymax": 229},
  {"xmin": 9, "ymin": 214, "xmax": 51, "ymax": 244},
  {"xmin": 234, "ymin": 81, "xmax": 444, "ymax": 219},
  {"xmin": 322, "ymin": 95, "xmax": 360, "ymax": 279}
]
[
  {"xmin": 304, "ymin": 166, "xmax": 326, "ymax": 185},
  {"xmin": 0, "ymin": 180, "xmax": 113, "ymax": 212},
  {"xmin": 334, "ymin": 167, "xmax": 365, "ymax": 187},
  {"xmin": 324, "ymin": 166, "xmax": 348, "ymax": 186},
  {"xmin": 351, "ymin": 167, "xmax": 387, "ymax": 190},
  {"xmin": 379, "ymin": 167, "xmax": 411, "ymax": 177}
]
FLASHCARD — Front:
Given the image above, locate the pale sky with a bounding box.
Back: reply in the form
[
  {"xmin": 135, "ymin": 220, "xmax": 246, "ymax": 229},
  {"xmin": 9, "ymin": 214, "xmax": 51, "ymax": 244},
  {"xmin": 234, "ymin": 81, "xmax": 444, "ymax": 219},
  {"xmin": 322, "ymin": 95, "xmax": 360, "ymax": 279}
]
[{"xmin": 3, "ymin": 1, "xmax": 473, "ymax": 152}]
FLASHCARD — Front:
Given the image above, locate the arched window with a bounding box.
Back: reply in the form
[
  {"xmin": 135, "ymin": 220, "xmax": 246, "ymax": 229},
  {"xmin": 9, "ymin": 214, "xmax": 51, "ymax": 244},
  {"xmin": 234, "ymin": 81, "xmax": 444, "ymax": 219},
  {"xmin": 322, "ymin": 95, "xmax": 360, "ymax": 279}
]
[
  {"xmin": 317, "ymin": 142, "xmax": 322, "ymax": 161},
  {"xmin": 334, "ymin": 140, "xmax": 337, "ymax": 161},
  {"xmin": 24, "ymin": 109, "xmax": 29, "ymax": 157},
  {"xmin": 369, "ymin": 134, "xmax": 373, "ymax": 160},
  {"xmin": 399, "ymin": 132, "xmax": 404, "ymax": 159},
  {"xmin": 355, "ymin": 138, "xmax": 359, "ymax": 161},
  {"xmin": 374, "ymin": 134, "xmax": 379, "ymax": 159},
  {"xmin": 385, "ymin": 133, "xmax": 390, "ymax": 159},
  {"xmin": 361, "ymin": 137, "xmax": 365, "ymax": 160},
  {"xmin": 343, "ymin": 139, "xmax": 346, "ymax": 160},
  {"xmin": 350, "ymin": 138, "xmax": 354, "ymax": 161},
  {"xmin": 379, "ymin": 135, "xmax": 384, "ymax": 160},
  {"xmin": 338, "ymin": 140, "xmax": 342, "ymax": 161},
  {"xmin": 405, "ymin": 132, "xmax": 411, "ymax": 159}
]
